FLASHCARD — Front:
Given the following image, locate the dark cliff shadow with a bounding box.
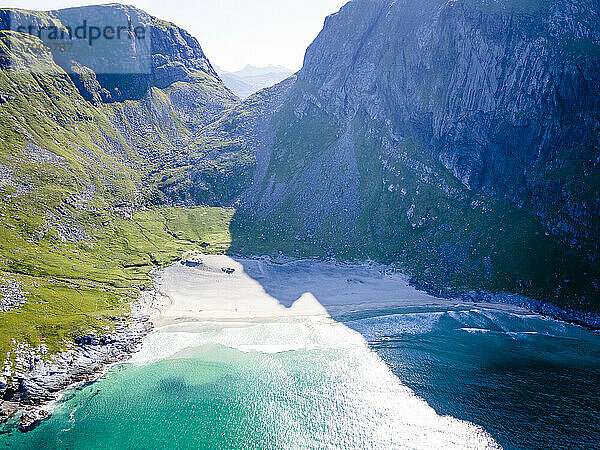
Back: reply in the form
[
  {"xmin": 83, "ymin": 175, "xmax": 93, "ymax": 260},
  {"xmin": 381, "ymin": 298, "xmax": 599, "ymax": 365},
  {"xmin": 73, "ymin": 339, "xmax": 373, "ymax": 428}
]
[{"xmin": 227, "ymin": 254, "xmax": 438, "ymax": 315}]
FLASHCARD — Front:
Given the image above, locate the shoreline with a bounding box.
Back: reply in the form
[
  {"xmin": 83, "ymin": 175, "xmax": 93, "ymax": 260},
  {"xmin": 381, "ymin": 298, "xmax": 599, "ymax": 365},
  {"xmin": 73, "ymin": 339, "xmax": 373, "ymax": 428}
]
[
  {"xmin": 0, "ymin": 293, "xmax": 154, "ymax": 431},
  {"xmin": 409, "ymin": 281, "xmax": 600, "ymax": 332},
  {"xmin": 238, "ymin": 253, "xmax": 600, "ymax": 331},
  {"xmin": 2, "ymin": 252, "xmax": 597, "ymax": 432}
]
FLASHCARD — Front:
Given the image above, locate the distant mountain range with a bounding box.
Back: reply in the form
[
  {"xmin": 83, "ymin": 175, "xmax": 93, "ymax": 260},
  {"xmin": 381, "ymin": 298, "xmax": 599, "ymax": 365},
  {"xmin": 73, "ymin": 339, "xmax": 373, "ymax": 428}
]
[{"xmin": 216, "ymin": 64, "xmax": 295, "ymax": 98}]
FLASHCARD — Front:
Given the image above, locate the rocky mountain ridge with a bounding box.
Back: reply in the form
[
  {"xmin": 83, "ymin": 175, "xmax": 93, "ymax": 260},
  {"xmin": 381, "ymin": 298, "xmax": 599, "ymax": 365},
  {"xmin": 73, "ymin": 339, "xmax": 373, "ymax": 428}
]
[
  {"xmin": 0, "ymin": 4, "xmax": 225, "ymax": 102},
  {"xmin": 223, "ymin": 0, "xmax": 599, "ymax": 309}
]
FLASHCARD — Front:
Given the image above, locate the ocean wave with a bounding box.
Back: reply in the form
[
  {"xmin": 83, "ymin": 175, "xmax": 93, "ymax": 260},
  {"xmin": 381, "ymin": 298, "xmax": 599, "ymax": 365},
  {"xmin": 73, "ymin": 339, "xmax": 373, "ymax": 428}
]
[{"xmin": 130, "ymin": 318, "xmax": 365, "ymax": 365}]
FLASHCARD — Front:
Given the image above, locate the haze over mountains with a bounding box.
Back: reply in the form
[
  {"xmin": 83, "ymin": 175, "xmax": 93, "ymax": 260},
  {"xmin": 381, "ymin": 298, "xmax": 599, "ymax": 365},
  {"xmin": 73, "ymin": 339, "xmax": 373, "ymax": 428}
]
[{"xmin": 216, "ymin": 64, "xmax": 295, "ymax": 98}]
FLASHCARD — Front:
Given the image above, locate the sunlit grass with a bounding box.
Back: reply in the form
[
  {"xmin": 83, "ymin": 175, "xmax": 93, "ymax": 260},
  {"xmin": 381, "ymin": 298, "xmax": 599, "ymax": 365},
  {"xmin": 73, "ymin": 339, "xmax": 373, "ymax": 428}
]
[{"xmin": 0, "ymin": 206, "xmax": 234, "ymax": 363}]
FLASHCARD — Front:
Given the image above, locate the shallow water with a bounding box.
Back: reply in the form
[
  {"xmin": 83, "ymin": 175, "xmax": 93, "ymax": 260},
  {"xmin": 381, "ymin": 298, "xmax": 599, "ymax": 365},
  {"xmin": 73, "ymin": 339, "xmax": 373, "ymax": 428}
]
[
  {"xmin": 1, "ymin": 319, "xmax": 497, "ymax": 449},
  {"xmin": 1, "ymin": 259, "xmax": 599, "ymax": 449}
]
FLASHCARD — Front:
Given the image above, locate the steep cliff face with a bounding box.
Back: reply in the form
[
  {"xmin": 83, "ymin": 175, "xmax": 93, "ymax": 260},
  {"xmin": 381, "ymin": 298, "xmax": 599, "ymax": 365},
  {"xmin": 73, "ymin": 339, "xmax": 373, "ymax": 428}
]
[
  {"xmin": 231, "ymin": 0, "xmax": 600, "ymax": 309},
  {"xmin": 0, "ymin": 5, "xmax": 229, "ymax": 102},
  {"xmin": 299, "ymin": 0, "xmax": 600, "ymax": 245}
]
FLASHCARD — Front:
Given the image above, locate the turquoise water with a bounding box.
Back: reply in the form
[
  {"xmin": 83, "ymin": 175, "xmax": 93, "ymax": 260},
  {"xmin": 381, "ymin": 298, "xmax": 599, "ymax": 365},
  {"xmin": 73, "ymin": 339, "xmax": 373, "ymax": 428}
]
[
  {"xmin": 0, "ymin": 327, "xmax": 497, "ymax": 449},
  {"xmin": 2, "ymin": 305, "xmax": 599, "ymax": 449},
  {"xmin": 2, "ymin": 259, "xmax": 600, "ymax": 449}
]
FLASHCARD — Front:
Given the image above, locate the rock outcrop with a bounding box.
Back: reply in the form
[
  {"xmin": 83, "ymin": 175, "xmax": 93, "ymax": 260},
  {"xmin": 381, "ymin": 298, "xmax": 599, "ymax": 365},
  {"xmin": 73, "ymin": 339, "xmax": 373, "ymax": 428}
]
[
  {"xmin": 0, "ymin": 279, "xmax": 27, "ymax": 312},
  {"xmin": 0, "ymin": 298, "xmax": 153, "ymax": 427},
  {"xmin": 18, "ymin": 408, "xmax": 51, "ymax": 432}
]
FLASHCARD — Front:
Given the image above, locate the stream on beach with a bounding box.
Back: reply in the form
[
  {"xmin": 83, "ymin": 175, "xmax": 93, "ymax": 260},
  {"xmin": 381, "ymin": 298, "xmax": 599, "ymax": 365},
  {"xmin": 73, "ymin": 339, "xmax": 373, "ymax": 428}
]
[{"xmin": 1, "ymin": 257, "xmax": 599, "ymax": 449}]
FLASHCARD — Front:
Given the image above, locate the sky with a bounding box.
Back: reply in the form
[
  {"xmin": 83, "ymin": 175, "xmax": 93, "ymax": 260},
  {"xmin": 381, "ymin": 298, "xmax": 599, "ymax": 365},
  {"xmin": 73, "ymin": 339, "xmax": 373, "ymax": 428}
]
[{"xmin": 0, "ymin": 0, "xmax": 349, "ymax": 71}]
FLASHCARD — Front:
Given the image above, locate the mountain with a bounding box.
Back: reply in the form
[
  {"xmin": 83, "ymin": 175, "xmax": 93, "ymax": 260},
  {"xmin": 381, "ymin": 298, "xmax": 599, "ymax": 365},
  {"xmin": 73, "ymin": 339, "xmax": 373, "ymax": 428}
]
[
  {"xmin": 0, "ymin": 3, "xmax": 246, "ymax": 399},
  {"xmin": 217, "ymin": 0, "xmax": 600, "ymax": 310},
  {"xmin": 0, "ymin": 4, "xmax": 258, "ymax": 203},
  {"xmin": 216, "ymin": 64, "xmax": 294, "ymax": 98},
  {"xmin": 0, "ymin": 0, "xmax": 599, "ymax": 418}
]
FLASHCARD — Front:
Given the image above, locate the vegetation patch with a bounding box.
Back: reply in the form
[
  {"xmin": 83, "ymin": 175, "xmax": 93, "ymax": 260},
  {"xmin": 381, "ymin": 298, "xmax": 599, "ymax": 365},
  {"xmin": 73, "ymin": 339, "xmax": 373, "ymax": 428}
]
[{"xmin": 0, "ymin": 206, "xmax": 234, "ymax": 364}]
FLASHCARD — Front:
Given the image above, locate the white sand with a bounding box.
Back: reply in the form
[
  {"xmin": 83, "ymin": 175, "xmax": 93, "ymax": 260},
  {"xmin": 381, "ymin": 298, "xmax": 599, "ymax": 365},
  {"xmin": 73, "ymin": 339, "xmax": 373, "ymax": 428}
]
[
  {"xmin": 148, "ymin": 255, "xmax": 330, "ymax": 327},
  {"xmin": 147, "ymin": 253, "xmax": 529, "ymax": 328}
]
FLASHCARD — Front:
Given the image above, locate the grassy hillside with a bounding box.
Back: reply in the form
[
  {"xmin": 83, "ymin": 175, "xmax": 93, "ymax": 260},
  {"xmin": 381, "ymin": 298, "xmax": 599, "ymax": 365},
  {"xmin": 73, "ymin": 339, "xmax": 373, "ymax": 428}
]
[
  {"xmin": 0, "ymin": 28, "xmax": 240, "ymax": 368},
  {"xmin": 0, "ymin": 207, "xmax": 233, "ymax": 364}
]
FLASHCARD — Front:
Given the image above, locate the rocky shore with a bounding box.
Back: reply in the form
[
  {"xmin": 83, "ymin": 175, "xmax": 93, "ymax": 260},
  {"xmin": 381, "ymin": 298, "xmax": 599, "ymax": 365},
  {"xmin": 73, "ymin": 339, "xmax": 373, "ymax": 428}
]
[
  {"xmin": 411, "ymin": 278, "xmax": 600, "ymax": 331},
  {"xmin": 0, "ymin": 291, "xmax": 158, "ymax": 432}
]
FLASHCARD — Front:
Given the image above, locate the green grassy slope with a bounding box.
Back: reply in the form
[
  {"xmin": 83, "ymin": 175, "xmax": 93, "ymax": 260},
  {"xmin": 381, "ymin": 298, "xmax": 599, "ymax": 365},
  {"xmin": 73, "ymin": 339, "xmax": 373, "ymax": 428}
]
[
  {"xmin": 0, "ymin": 29, "xmax": 239, "ymax": 368},
  {"xmin": 0, "ymin": 207, "xmax": 233, "ymax": 363}
]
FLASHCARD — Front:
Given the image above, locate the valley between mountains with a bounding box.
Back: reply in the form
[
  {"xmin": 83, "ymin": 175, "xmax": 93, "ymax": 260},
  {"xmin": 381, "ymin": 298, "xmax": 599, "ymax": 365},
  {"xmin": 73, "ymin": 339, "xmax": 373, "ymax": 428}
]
[{"xmin": 0, "ymin": 0, "xmax": 598, "ymax": 424}]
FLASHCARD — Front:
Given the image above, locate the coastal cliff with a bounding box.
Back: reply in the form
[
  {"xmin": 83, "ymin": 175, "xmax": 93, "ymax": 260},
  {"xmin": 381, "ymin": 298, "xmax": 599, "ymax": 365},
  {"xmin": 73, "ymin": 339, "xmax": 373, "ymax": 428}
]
[
  {"xmin": 226, "ymin": 0, "xmax": 600, "ymax": 310},
  {"xmin": 0, "ymin": 0, "xmax": 599, "ymax": 429}
]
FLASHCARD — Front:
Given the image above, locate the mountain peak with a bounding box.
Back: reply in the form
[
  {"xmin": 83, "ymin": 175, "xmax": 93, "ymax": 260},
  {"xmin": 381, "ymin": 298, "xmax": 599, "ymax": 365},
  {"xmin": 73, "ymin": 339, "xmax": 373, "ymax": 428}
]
[
  {"xmin": 0, "ymin": 4, "xmax": 222, "ymax": 101},
  {"xmin": 217, "ymin": 64, "xmax": 295, "ymax": 98}
]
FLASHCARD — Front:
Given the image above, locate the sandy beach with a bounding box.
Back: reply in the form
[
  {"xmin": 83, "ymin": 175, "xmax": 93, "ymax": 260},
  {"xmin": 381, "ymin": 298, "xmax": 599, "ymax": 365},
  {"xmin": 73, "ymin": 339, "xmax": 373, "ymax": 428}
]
[
  {"xmin": 125, "ymin": 254, "xmax": 502, "ymax": 449},
  {"xmin": 147, "ymin": 255, "xmax": 330, "ymax": 327},
  {"xmin": 5, "ymin": 255, "xmax": 597, "ymax": 448},
  {"xmin": 146, "ymin": 253, "xmax": 531, "ymax": 329}
]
